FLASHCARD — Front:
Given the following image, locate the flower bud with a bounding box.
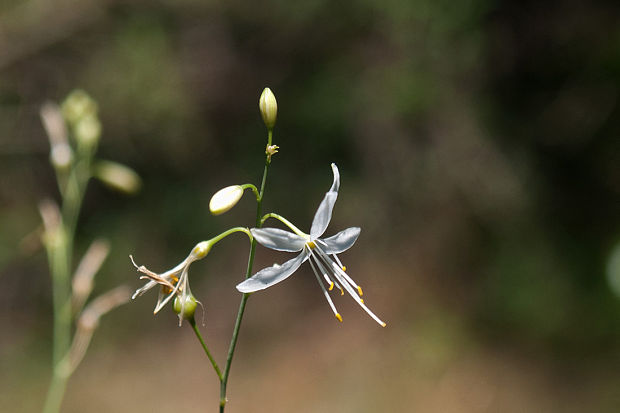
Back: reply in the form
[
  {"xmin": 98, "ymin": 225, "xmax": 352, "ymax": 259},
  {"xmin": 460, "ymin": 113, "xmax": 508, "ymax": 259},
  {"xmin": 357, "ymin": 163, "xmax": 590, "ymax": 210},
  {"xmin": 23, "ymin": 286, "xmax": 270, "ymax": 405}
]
[
  {"xmin": 74, "ymin": 114, "xmax": 101, "ymax": 147},
  {"xmin": 209, "ymin": 185, "xmax": 244, "ymax": 215},
  {"xmin": 191, "ymin": 241, "xmax": 212, "ymax": 259},
  {"xmin": 94, "ymin": 160, "xmax": 142, "ymax": 194},
  {"xmin": 61, "ymin": 90, "xmax": 98, "ymax": 126},
  {"xmin": 173, "ymin": 294, "xmax": 198, "ymax": 320},
  {"xmin": 50, "ymin": 143, "xmax": 73, "ymax": 170},
  {"xmin": 259, "ymin": 87, "xmax": 277, "ymax": 130}
]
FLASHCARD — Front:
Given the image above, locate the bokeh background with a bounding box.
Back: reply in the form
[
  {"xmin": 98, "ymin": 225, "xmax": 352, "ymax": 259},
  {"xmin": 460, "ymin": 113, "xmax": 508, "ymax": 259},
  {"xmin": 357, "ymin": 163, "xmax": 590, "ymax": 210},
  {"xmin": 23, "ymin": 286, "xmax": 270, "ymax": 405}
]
[{"xmin": 2, "ymin": 0, "xmax": 620, "ymax": 412}]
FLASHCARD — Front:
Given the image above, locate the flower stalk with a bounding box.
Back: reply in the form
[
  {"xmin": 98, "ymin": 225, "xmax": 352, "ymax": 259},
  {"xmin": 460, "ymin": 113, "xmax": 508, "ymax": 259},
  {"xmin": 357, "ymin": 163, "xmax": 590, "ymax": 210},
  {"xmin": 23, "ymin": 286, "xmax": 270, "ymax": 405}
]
[
  {"xmin": 219, "ymin": 127, "xmax": 273, "ymax": 412},
  {"xmin": 41, "ymin": 92, "xmax": 137, "ymax": 413}
]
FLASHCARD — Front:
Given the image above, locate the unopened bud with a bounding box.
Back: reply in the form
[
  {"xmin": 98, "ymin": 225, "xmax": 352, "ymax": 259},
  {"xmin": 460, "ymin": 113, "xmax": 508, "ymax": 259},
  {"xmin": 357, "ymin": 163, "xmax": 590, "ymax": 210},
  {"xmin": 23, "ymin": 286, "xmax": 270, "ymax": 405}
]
[
  {"xmin": 191, "ymin": 241, "xmax": 212, "ymax": 259},
  {"xmin": 173, "ymin": 294, "xmax": 198, "ymax": 321},
  {"xmin": 259, "ymin": 88, "xmax": 277, "ymax": 130},
  {"xmin": 50, "ymin": 143, "xmax": 73, "ymax": 170},
  {"xmin": 74, "ymin": 114, "xmax": 101, "ymax": 147},
  {"xmin": 61, "ymin": 90, "xmax": 98, "ymax": 126},
  {"xmin": 209, "ymin": 185, "xmax": 244, "ymax": 215},
  {"xmin": 94, "ymin": 160, "xmax": 142, "ymax": 194}
]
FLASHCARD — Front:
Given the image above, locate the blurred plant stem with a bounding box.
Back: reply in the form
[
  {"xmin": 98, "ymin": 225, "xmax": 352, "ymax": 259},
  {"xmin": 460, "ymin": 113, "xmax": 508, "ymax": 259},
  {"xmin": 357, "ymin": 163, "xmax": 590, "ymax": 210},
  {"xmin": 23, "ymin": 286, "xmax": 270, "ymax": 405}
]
[
  {"xmin": 40, "ymin": 93, "xmax": 135, "ymax": 413},
  {"xmin": 43, "ymin": 157, "xmax": 90, "ymax": 413},
  {"xmin": 219, "ymin": 129, "xmax": 273, "ymax": 412}
]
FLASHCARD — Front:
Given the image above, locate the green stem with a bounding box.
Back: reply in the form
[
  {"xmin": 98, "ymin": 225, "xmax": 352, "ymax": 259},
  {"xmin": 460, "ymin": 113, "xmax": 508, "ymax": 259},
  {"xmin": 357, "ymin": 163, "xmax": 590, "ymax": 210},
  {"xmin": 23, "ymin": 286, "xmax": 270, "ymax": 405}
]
[
  {"xmin": 43, "ymin": 155, "xmax": 91, "ymax": 413},
  {"xmin": 189, "ymin": 318, "xmax": 222, "ymax": 381},
  {"xmin": 209, "ymin": 227, "xmax": 252, "ymax": 246},
  {"xmin": 260, "ymin": 213, "xmax": 307, "ymax": 237},
  {"xmin": 219, "ymin": 129, "xmax": 273, "ymax": 412},
  {"xmin": 241, "ymin": 184, "xmax": 260, "ymax": 201},
  {"xmin": 42, "ymin": 371, "xmax": 68, "ymax": 413}
]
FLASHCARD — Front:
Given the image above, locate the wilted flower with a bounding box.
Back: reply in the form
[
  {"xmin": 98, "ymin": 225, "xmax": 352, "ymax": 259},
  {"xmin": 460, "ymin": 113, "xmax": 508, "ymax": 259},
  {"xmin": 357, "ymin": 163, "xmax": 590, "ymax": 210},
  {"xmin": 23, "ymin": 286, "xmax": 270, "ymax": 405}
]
[
  {"xmin": 131, "ymin": 241, "xmax": 210, "ymax": 325},
  {"xmin": 237, "ymin": 164, "xmax": 386, "ymax": 326}
]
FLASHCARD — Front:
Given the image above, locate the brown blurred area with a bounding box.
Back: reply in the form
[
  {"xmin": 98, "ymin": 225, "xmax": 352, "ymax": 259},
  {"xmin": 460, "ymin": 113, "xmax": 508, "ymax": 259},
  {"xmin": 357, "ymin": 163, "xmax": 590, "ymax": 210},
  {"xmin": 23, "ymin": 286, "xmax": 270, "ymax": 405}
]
[{"xmin": 2, "ymin": 0, "xmax": 620, "ymax": 411}]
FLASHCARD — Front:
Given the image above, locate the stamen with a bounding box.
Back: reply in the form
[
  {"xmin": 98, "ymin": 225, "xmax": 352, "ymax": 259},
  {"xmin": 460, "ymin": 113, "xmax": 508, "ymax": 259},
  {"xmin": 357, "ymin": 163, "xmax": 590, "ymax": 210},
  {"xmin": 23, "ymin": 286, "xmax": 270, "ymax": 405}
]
[
  {"xmin": 307, "ymin": 241, "xmax": 316, "ymax": 249},
  {"xmin": 316, "ymin": 246, "xmax": 359, "ymax": 292},
  {"xmin": 335, "ymin": 313, "xmax": 343, "ymax": 322},
  {"xmin": 311, "ymin": 245, "xmax": 387, "ymax": 327},
  {"xmin": 310, "ymin": 249, "xmax": 344, "ymax": 294},
  {"xmin": 331, "ymin": 253, "xmax": 348, "ymax": 273},
  {"xmin": 329, "ymin": 282, "xmax": 334, "ymax": 291},
  {"xmin": 308, "ymin": 255, "xmax": 340, "ymax": 318}
]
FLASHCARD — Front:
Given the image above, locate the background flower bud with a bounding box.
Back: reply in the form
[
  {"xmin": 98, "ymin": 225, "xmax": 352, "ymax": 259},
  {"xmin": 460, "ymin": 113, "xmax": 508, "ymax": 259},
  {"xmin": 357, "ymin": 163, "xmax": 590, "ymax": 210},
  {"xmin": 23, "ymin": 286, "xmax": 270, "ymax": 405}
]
[
  {"xmin": 74, "ymin": 114, "xmax": 102, "ymax": 147},
  {"xmin": 61, "ymin": 89, "xmax": 98, "ymax": 126},
  {"xmin": 209, "ymin": 185, "xmax": 244, "ymax": 215},
  {"xmin": 93, "ymin": 160, "xmax": 142, "ymax": 194},
  {"xmin": 259, "ymin": 87, "xmax": 277, "ymax": 130}
]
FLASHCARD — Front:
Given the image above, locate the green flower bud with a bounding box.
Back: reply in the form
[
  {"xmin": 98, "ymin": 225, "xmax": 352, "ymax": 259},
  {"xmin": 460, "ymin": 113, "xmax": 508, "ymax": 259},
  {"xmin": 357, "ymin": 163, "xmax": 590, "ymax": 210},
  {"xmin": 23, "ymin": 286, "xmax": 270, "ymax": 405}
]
[
  {"xmin": 94, "ymin": 160, "xmax": 142, "ymax": 194},
  {"xmin": 259, "ymin": 87, "xmax": 277, "ymax": 130},
  {"xmin": 173, "ymin": 294, "xmax": 198, "ymax": 320},
  {"xmin": 74, "ymin": 114, "xmax": 101, "ymax": 147},
  {"xmin": 61, "ymin": 90, "xmax": 98, "ymax": 126},
  {"xmin": 209, "ymin": 185, "xmax": 244, "ymax": 215}
]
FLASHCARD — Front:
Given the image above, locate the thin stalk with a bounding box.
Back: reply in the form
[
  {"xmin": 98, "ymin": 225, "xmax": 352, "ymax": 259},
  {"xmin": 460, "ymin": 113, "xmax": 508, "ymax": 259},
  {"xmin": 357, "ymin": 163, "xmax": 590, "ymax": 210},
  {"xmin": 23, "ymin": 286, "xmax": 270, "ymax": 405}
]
[
  {"xmin": 43, "ymin": 157, "xmax": 91, "ymax": 413},
  {"xmin": 189, "ymin": 318, "xmax": 222, "ymax": 381},
  {"xmin": 260, "ymin": 213, "xmax": 306, "ymax": 237},
  {"xmin": 42, "ymin": 372, "xmax": 68, "ymax": 413},
  {"xmin": 219, "ymin": 130, "xmax": 273, "ymax": 412},
  {"xmin": 210, "ymin": 227, "xmax": 252, "ymax": 246}
]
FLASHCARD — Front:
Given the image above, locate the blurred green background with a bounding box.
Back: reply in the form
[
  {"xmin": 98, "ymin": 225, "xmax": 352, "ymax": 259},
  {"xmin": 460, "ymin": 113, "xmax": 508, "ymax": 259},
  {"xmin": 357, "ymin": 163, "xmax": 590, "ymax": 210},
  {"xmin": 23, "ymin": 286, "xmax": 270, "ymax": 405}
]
[{"xmin": 2, "ymin": 0, "xmax": 620, "ymax": 412}]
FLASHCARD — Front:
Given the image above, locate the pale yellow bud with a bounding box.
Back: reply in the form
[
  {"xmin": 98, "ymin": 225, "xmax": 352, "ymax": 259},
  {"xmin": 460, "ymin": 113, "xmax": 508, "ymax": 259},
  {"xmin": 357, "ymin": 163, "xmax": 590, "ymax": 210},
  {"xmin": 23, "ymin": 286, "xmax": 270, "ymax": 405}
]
[
  {"xmin": 192, "ymin": 241, "xmax": 212, "ymax": 259},
  {"xmin": 94, "ymin": 160, "xmax": 142, "ymax": 194},
  {"xmin": 61, "ymin": 90, "xmax": 98, "ymax": 126},
  {"xmin": 259, "ymin": 87, "xmax": 277, "ymax": 130},
  {"xmin": 209, "ymin": 185, "xmax": 244, "ymax": 215},
  {"xmin": 74, "ymin": 114, "xmax": 101, "ymax": 147}
]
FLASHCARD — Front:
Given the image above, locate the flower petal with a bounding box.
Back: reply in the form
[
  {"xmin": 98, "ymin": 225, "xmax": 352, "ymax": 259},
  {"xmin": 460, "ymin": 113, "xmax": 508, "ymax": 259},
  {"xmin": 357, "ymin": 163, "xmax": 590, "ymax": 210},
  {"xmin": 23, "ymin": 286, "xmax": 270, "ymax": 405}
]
[
  {"xmin": 310, "ymin": 164, "xmax": 341, "ymax": 239},
  {"xmin": 236, "ymin": 251, "xmax": 309, "ymax": 293},
  {"xmin": 310, "ymin": 192, "xmax": 338, "ymax": 239},
  {"xmin": 320, "ymin": 227, "xmax": 361, "ymax": 254},
  {"xmin": 251, "ymin": 228, "xmax": 307, "ymax": 252},
  {"xmin": 329, "ymin": 163, "xmax": 340, "ymax": 192}
]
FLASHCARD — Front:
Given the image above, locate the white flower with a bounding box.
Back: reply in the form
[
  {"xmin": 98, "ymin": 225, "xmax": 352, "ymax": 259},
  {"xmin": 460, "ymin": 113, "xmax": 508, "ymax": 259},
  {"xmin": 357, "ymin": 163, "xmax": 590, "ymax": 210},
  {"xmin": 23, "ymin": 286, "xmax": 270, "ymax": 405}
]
[
  {"xmin": 237, "ymin": 164, "xmax": 386, "ymax": 327},
  {"xmin": 130, "ymin": 241, "xmax": 210, "ymax": 325}
]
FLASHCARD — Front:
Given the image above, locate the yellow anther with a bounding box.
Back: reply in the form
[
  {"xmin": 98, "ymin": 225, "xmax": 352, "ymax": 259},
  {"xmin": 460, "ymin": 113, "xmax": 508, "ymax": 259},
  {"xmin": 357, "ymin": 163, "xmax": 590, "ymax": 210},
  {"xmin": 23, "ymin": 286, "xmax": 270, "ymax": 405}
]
[
  {"xmin": 307, "ymin": 241, "xmax": 316, "ymax": 249},
  {"xmin": 335, "ymin": 313, "xmax": 343, "ymax": 322},
  {"xmin": 357, "ymin": 286, "xmax": 363, "ymax": 296},
  {"xmin": 380, "ymin": 322, "xmax": 386, "ymax": 327},
  {"xmin": 360, "ymin": 298, "xmax": 364, "ymax": 304},
  {"xmin": 340, "ymin": 288, "xmax": 344, "ymax": 296},
  {"xmin": 342, "ymin": 265, "xmax": 347, "ymax": 272},
  {"xmin": 328, "ymin": 282, "xmax": 334, "ymax": 291}
]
